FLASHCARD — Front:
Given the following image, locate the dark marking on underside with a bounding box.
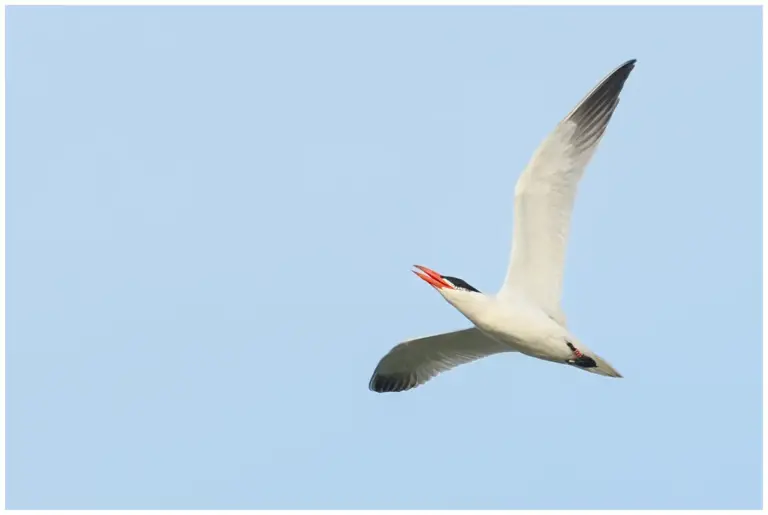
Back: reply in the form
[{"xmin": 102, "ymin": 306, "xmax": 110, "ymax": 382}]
[
  {"xmin": 565, "ymin": 341, "xmax": 597, "ymax": 368},
  {"xmin": 567, "ymin": 355, "xmax": 598, "ymax": 368}
]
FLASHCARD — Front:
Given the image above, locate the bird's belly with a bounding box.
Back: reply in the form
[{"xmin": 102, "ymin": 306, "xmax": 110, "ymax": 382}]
[
  {"xmin": 455, "ymin": 300, "xmax": 573, "ymax": 360},
  {"xmin": 474, "ymin": 320, "xmax": 571, "ymax": 361}
]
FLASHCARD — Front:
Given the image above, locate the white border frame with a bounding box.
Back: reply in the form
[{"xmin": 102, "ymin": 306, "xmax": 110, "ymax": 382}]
[{"xmin": 1, "ymin": 1, "xmax": 763, "ymax": 513}]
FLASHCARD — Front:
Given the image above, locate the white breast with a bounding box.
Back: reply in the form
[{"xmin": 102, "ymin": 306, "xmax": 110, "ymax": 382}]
[{"xmin": 442, "ymin": 290, "xmax": 572, "ymax": 359}]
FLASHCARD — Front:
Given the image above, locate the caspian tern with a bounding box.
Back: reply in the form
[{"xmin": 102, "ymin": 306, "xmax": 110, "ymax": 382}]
[{"xmin": 369, "ymin": 59, "xmax": 636, "ymax": 393}]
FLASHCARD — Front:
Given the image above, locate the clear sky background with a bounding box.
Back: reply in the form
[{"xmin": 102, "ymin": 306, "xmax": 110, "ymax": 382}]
[{"xmin": 6, "ymin": 5, "xmax": 762, "ymax": 510}]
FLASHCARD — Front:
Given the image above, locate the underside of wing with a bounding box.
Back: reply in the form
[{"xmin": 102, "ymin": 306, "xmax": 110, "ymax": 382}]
[
  {"xmin": 499, "ymin": 60, "xmax": 637, "ymax": 324},
  {"xmin": 368, "ymin": 328, "xmax": 513, "ymax": 393}
]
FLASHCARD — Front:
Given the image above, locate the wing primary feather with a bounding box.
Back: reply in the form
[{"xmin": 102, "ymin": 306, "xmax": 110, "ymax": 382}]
[{"xmin": 566, "ymin": 60, "xmax": 635, "ymax": 152}]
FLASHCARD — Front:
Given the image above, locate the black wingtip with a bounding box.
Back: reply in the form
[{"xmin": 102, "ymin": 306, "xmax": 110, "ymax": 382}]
[
  {"xmin": 368, "ymin": 373, "xmax": 417, "ymax": 393},
  {"xmin": 610, "ymin": 59, "xmax": 637, "ymax": 80},
  {"xmin": 617, "ymin": 59, "xmax": 637, "ymax": 71}
]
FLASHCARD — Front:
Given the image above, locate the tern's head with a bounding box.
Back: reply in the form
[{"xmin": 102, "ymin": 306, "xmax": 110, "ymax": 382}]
[
  {"xmin": 412, "ymin": 265, "xmax": 483, "ymax": 304},
  {"xmin": 412, "ymin": 265, "xmax": 491, "ymax": 324}
]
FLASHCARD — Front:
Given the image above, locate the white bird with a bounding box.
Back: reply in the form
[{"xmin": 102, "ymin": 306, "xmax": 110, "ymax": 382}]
[{"xmin": 369, "ymin": 59, "xmax": 636, "ymax": 393}]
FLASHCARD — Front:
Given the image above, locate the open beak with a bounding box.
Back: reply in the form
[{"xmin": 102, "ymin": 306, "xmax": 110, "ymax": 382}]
[{"xmin": 412, "ymin": 265, "xmax": 455, "ymax": 290}]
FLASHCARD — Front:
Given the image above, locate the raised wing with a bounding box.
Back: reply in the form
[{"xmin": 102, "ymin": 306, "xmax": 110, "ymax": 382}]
[
  {"xmin": 368, "ymin": 328, "xmax": 513, "ymax": 393},
  {"xmin": 499, "ymin": 59, "xmax": 636, "ymax": 325}
]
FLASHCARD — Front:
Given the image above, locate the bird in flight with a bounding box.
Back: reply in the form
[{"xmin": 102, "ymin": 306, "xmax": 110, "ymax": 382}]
[{"xmin": 369, "ymin": 59, "xmax": 637, "ymax": 393}]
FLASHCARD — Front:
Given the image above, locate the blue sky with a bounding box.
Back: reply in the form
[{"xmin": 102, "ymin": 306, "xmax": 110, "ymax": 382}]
[{"xmin": 6, "ymin": 6, "xmax": 762, "ymax": 509}]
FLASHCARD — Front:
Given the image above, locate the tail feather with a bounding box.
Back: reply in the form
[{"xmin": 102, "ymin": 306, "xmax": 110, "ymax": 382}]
[{"xmin": 584, "ymin": 353, "xmax": 623, "ymax": 378}]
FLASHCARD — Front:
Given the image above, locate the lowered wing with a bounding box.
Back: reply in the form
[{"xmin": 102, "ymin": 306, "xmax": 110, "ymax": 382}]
[{"xmin": 369, "ymin": 328, "xmax": 513, "ymax": 393}]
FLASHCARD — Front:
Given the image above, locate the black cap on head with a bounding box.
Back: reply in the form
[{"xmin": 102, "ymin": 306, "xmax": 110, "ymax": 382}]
[{"xmin": 440, "ymin": 276, "xmax": 481, "ymax": 293}]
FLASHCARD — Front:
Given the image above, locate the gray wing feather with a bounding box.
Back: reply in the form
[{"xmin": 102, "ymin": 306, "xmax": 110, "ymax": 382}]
[
  {"xmin": 566, "ymin": 59, "xmax": 635, "ymax": 153},
  {"xmin": 369, "ymin": 328, "xmax": 512, "ymax": 393}
]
